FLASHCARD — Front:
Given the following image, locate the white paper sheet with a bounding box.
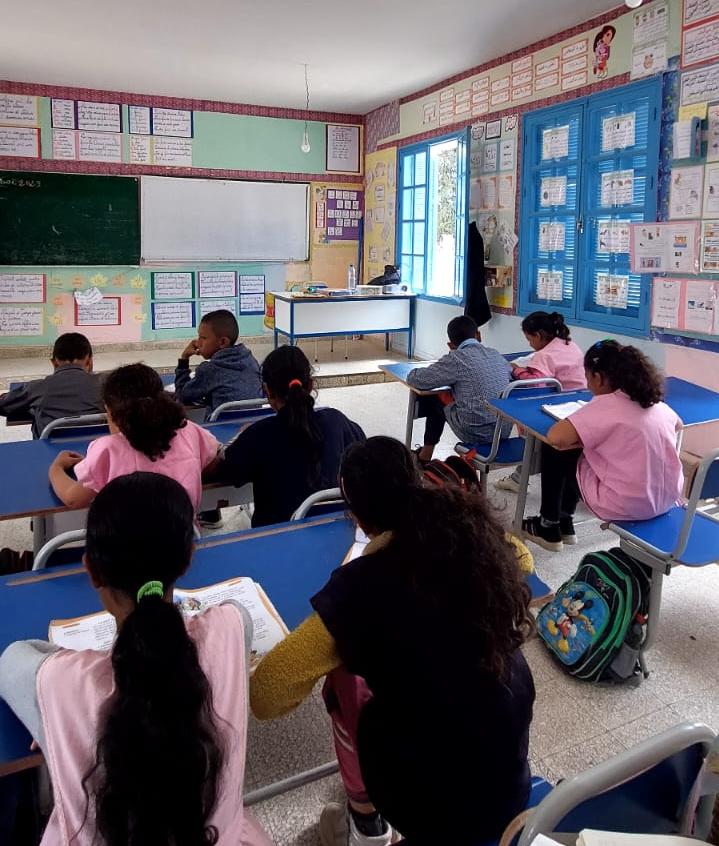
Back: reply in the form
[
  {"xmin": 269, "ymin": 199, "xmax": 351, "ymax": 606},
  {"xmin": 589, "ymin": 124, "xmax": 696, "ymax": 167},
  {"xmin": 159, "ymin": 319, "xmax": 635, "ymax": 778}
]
[
  {"xmin": 327, "ymin": 124, "xmax": 360, "ymax": 173},
  {"xmin": 673, "ymin": 119, "xmax": 698, "ymax": 160},
  {"xmin": 539, "ymin": 222, "xmax": 565, "ymax": 251},
  {"xmin": 682, "ymin": 18, "xmax": 719, "ymax": 67},
  {"xmin": 703, "ymin": 163, "xmax": 719, "ymax": 217},
  {"xmin": 0, "ymin": 126, "xmax": 39, "ymax": 158},
  {"xmin": 152, "ymin": 301, "xmax": 195, "ymax": 330},
  {"xmin": 651, "ymin": 278, "xmax": 681, "ymax": 328},
  {"xmin": 151, "ymin": 107, "xmax": 193, "ymax": 138},
  {"xmin": 0, "ymin": 305, "xmax": 43, "ymax": 336},
  {"xmin": 199, "ymin": 298, "xmax": 237, "ymax": 317},
  {"xmin": 633, "ymin": 1, "xmax": 669, "ymax": 43},
  {"xmin": 540, "ymin": 176, "xmax": 567, "ymax": 207},
  {"xmin": 684, "ymin": 0, "xmax": 719, "ymax": 26},
  {"xmin": 73, "ymin": 286, "xmax": 103, "ymax": 306},
  {"xmin": 482, "ymin": 142, "xmax": 498, "ymax": 173},
  {"xmin": 0, "ymin": 93, "xmax": 38, "ymax": 126},
  {"xmin": 51, "ymin": 99, "xmax": 75, "ymax": 129},
  {"xmin": 240, "ymin": 293, "xmax": 265, "ymax": 313},
  {"xmin": 601, "ymin": 170, "xmax": 634, "ymax": 207},
  {"xmin": 702, "ymin": 220, "xmax": 719, "ymax": 271},
  {"xmin": 602, "ymin": 113, "xmax": 635, "ymax": 151},
  {"xmin": 239, "ymin": 275, "xmax": 266, "ymax": 294},
  {"xmin": 498, "ymin": 174, "xmax": 514, "ymax": 210},
  {"xmin": 75, "ymin": 297, "xmax": 120, "ymax": 326},
  {"xmin": 685, "ymin": 280, "xmax": 717, "ymax": 333},
  {"xmin": 153, "ymin": 272, "xmax": 194, "ymax": 300},
  {"xmin": 631, "ymin": 222, "xmax": 700, "ymax": 274},
  {"xmin": 0, "ymin": 274, "xmax": 45, "ymax": 303},
  {"xmin": 631, "ymin": 40, "xmax": 668, "ymax": 79},
  {"xmin": 499, "ymin": 139, "xmax": 515, "ymax": 171},
  {"xmin": 77, "ymin": 101, "xmax": 121, "ymax": 133},
  {"xmin": 52, "ymin": 129, "xmax": 77, "ymax": 160},
  {"xmin": 198, "ymin": 271, "xmax": 236, "ymax": 299},
  {"xmin": 596, "ymin": 274, "xmax": 628, "ymax": 309},
  {"xmin": 542, "ymin": 125, "xmax": 569, "ymax": 160},
  {"xmin": 480, "ymin": 176, "xmax": 497, "ymax": 209},
  {"xmin": 669, "ymin": 166, "xmax": 704, "ymax": 218},
  {"xmin": 537, "ymin": 270, "xmax": 563, "ymax": 301},
  {"xmin": 128, "ymin": 134, "xmax": 152, "ymax": 165},
  {"xmin": 128, "ymin": 105, "xmax": 151, "ymax": 135},
  {"xmin": 681, "ymin": 64, "xmax": 719, "ymax": 106},
  {"xmin": 152, "ymin": 136, "xmax": 193, "ymax": 166},
  {"xmin": 78, "ymin": 130, "xmax": 122, "ymax": 163},
  {"xmin": 597, "ymin": 220, "xmax": 630, "ymax": 254},
  {"xmin": 542, "ymin": 400, "xmax": 588, "ymax": 420}
]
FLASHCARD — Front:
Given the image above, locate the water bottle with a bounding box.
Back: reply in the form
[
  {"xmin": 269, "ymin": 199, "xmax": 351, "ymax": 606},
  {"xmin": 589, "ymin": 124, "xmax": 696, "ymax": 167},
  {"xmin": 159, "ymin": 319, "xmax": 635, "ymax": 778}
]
[{"xmin": 347, "ymin": 264, "xmax": 357, "ymax": 292}]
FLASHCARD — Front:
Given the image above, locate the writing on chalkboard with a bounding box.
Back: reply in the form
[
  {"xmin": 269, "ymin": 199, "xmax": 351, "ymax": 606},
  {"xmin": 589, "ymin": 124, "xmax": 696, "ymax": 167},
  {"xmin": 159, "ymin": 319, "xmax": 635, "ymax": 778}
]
[
  {"xmin": 0, "ymin": 176, "xmax": 41, "ymax": 188},
  {"xmin": 0, "ymin": 306, "xmax": 43, "ymax": 336}
]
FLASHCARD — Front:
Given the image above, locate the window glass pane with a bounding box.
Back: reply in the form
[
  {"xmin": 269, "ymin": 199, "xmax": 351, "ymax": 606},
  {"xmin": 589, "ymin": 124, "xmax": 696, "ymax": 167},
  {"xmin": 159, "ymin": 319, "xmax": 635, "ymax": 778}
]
[
  {"xmin": 402, "ymin": 155, "xmax": 414, "ymax": 187},
  {"xmin": 415, "ymin": 152, "xmax": 427, "ymax": 184},
  {"xmin": 412, "ymin": 256, "xmax": 425, "ymax": 287},
  {"xmin": 414, "ymin": 186, "xmax": 426, "ymax": 220},
  {"xmin": 426, "ymin": 139, "xmax": 458, "ymax": 298},
  {"xmin": 401, "ymin": 188, "xmax": 414, "ymax": 221},
  {"xmin": 414, "ymin": 222, "xmax": 426, "ymax": 254},
  {"xmin": 400, "ymin": 255, "xmax": 413, "ymax": 284},
  {"xmin": 401, "ymin": 223, "xmax": 413, "ymax": 254}
]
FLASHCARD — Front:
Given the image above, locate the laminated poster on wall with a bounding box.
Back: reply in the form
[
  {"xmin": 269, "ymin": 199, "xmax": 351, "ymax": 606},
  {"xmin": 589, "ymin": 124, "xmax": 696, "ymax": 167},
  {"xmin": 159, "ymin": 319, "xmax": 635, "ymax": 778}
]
[
  {"xmin": 480, "ymin": 176, "xmax": 497, "ymax": 210},
  {"xmin": 595, "ymin": 273, "xmax": 628, "ymax": 309},
  {"xmin": 702, "ymin": 162, "xmax": 719, "ymax": 217},
  {"xmin": 669, "ymin": 166, "xmax": 703, "ymax": 218},
  {"xmin": 684, "ymin": 280, "xmax": 718, "ymax": 334},
  {"xmin": 633, "ymin": 1, "xmax": 669, "ymax": 44},
  {"xmin": 537, "ymin": 270, "xmax": 563, "ymax": 301},
  {"xmin": 540, "ymin": 176, "xmax": 567, "ymax": 207},
  {"xmin": 539, "ymin": 222, "xmax": 565, "ymax": 252},
  {"xmin": 601, "ymin": 113, "xmax": 635, "ymax": 152},
  {"xmin": 597, "ymin": 220, "xmax": 630, "ymax": 254},
  {"xmin": 0, "ymin": 273, "xmax": 46, "ymax": 304},
  {"xmin": 708, "ymin": 105, "xmax": 719, "ymax": 162},
  {"xmin": 482, "ymin": 143, "xmax": 498, "ymax": 173},
  {"xmin": 701, "ymin": 220, "xmax": 719, "ymax": 271},
  {"xmin": 600, "ymin": 170, "xmax": 634, "ymax": 207},
  {"xmin": 629, "ymin": 221, "xmax": 700, "ymax": 274},
  {"xmin": 542, "ymin": 125, "xmax": 569, "ymax": 160},
  {"xmin": 498, "ymin": 174, "xmax": 514, "ymax": 210},
  {"xmin": 631, "ymin": 40, "xmax": 668, "ymax": 79},
  {"xmin": 683, "ymin": 0, "xmax": 719, "ymax": 27},
  {"xmin": 499, "ymin": 139, "xmax": 515, "ymax": 171},
  {"xmin": 682, "ymin": 17, "xmax": 719, "ymax": 68},
  {"xmin": 651, "ymin": 277, "xmax": 681, "ymax": 328}
]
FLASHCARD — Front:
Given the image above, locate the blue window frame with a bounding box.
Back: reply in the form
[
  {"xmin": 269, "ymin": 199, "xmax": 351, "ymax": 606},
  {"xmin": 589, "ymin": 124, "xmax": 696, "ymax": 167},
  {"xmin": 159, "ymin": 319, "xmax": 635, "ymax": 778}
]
[
  {"xmin": 398, "ymin": 130, "xmax": 469, "ymax": 301},
  {"xmin": 519, "ymin": 78, "xmax": 661, "ymax": 336}
]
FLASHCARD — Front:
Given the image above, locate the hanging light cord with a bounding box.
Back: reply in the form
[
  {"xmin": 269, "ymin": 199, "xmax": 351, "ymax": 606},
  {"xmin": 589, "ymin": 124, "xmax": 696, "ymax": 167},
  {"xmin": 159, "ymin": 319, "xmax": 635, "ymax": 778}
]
[{"xmin": 303, "ymin": 63, "xmax": 310, "ymax": 132}]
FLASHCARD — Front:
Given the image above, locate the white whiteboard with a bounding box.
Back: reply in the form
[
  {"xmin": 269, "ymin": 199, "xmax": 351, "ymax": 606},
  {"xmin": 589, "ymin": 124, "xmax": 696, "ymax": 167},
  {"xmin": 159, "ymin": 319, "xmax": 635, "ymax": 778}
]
[{"xmin": 141, "ymin": 176, "xmax": 309, "ymax": 262}]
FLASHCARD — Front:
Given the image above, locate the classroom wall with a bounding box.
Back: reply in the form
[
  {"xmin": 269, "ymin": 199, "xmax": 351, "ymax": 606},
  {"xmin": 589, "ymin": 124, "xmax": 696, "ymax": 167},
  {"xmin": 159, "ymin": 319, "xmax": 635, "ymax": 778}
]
[
  {"xmin": 0, "ymin": 81, "xmax": 364, "ymax": 346},
  {"xmin": 366, "ymin": 0, "xmax": 719, "ymax": 373}
]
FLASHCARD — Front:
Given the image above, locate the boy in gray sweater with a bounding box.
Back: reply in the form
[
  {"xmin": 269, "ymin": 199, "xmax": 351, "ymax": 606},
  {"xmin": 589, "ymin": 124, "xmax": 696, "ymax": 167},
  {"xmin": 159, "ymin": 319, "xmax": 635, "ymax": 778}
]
[
  {"xmin": 407, "ymin": 315, "xmax": 511, "ymax": 461},
  {"xmin": 175, "ymin": 309, "xmax": 262, "ymax": 419}
]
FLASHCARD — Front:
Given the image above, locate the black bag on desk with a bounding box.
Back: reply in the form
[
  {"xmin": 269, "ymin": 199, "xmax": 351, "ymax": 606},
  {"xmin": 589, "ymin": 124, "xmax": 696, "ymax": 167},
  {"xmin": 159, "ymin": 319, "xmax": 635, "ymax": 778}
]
[
  {"xmin": 536, "ymin": 548, "xmax": 651, "ymax": 682},
  {"xmin": 369, "ymin": 265, "xmax": 401, "ymax": 286}
]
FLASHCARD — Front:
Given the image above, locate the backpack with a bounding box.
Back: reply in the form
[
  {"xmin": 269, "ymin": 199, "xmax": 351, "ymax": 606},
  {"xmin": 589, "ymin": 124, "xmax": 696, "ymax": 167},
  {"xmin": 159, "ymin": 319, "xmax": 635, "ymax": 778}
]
[
  {"xmin": 536, "ymin": 548, "xmax": 651, "ymax": 683},
  {"xmin": 421, "ymin": 455, "xmax": 481, "ymax": 494}
]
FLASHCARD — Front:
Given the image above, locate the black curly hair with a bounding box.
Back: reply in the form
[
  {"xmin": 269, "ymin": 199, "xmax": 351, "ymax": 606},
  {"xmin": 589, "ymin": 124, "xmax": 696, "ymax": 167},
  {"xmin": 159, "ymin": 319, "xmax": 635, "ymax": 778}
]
[
  {"xmin": 102, "ymin": 364, "xmax": 187, "ymax": 460},
  {"xmin": 340, "ymin": 436, "xmax": 534, "ymax": 680},
  {"xmin": 521, "ymin": 311, "xmax": 571, "ymax": 344},
  {"xmin": 584, "ymin": 340, "xmax": 664, "ymax": 408}
]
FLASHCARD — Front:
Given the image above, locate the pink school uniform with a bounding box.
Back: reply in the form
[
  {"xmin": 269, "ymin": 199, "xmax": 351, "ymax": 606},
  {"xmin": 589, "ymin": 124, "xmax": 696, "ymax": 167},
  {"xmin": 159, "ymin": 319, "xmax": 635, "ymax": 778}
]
[
  {"xmin": 516, "ymin": 337, "xmax": 586, "ymax": 390},
  {"xmin": 35, "ymin": 604, "xmax": 273, "ymax": 846},
  {"xmin": 74, "ymin": 421, "xmax": 218, "ymax": 513},
  {"xmin": 569, "ymin": 390, "xmax": 683, "ymax": 521}
]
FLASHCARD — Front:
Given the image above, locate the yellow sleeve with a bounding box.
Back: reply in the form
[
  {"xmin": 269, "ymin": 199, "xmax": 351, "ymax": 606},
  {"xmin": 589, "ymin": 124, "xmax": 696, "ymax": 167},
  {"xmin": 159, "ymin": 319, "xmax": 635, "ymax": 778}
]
[
  {"xmin": 507, "ymin": 533, "xmax": 534, "ymax": 575},
  {"xmin": 250, "ymin": 612, "xmax": 341, "ymax": 721}
]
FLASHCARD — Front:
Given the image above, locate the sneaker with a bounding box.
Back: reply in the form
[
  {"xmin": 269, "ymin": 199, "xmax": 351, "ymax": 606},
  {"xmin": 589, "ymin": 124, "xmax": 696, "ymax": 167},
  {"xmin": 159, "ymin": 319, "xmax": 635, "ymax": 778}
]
[
  {"xmin": 495, "ymin": 474, "xmax": 520, "ymax": 493},
  {"xmin": 198, "ymin": 509, "xmax": 223, "ymax": 529},
  {"xmin": 522, "ymin": 515, "xmax": 563, "ymax": 552},
  {"xmin": 319, "ymin": 803, "xmax": 395, "ymax": 846},
  {"xmin": 560, "ymin": 516, "xmax": 577, "ymax": 545}
]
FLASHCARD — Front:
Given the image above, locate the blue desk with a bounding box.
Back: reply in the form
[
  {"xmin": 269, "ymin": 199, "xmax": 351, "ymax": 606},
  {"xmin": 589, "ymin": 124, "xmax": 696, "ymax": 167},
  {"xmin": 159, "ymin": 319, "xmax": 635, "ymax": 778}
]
[
  {"xmin": 0, "ymin": 514, "xmax": 354, "ymax": 776},
  {"xmin": 380, "ymin": 352, "xmax": 531, "ymax": 448},
  {"xmin": 0, "ymin": 413, "xmax": 272, "ymax": 547},
  {"xmin": 486, "ymin": 377, "xmax": 719, "ymax": 532}
]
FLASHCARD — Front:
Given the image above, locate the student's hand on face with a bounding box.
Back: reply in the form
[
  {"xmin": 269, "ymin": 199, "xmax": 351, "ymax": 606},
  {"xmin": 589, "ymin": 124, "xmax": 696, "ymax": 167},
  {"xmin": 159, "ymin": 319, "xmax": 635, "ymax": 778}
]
[
  {"xmin": 181, "ymin": 339, "xmax": 199, "ymax": 360},
  {"xmin": 52, "ymin": 450, "xmax": 84, "ymax": 471}
]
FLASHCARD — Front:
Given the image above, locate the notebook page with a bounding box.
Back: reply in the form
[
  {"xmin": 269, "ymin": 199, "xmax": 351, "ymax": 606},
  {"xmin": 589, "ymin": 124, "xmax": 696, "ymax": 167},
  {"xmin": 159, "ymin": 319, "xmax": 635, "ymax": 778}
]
[
  {"xmin": 541, "ymin": 400, "xmax": 588, "ymax": 420},
  {"xmin": 578, "ymin": 831, "xmax": 707, "ymax": 846}
]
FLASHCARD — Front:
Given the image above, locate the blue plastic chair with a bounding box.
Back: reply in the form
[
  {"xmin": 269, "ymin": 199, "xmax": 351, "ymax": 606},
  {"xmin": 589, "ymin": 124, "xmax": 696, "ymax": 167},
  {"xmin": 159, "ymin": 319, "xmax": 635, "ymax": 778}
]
[
  {"xmin": 291, "ymin": 488, "xmax": 345, "ymax": 521},
  {"xmin": 606, "ymin": 447, "xmax": 719, "ymax": 660},
  {"xmin": 517, "ymin": 721, "xmax": 716, "ymax": 845},
  {"xmin": 207, "ymin": 398, "xmax": 271, "ymax": 422},
  {"xmin": 455, "ymin": 378, "xmax": 561, "ymax": 493}
]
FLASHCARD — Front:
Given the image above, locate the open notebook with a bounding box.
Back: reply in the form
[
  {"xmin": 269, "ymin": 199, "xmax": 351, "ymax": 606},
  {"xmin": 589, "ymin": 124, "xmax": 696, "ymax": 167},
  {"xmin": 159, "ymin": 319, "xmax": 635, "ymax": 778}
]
[
  {"xmin": 541, "ymin": 399, "xmax": 588, "ymax": 421},
  {"xmin": 48, "ymin": 577, "xmax": 288, "ymax": 672},
  {"xmin": 531, "ymin": 833, "xmax": 709, "ymax": 845}
]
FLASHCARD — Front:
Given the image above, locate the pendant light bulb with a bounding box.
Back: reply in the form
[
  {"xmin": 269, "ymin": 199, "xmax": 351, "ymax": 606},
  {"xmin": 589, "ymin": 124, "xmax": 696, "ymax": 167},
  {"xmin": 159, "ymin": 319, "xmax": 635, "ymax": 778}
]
[
  {"xmin": 301, "ymin": 125, "xmax": 311, "ymax": 154},
  {"xmin": 625, "ymin": 0, "xmax": 643, "ymax": 8},
  {"xmin": 300, "ymin": 64, "xmax": 311, "ymax": 154}
]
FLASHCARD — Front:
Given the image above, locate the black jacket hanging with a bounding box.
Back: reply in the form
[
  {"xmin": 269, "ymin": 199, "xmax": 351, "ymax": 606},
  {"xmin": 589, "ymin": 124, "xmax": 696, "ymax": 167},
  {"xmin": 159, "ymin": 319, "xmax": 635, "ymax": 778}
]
[{"xmin": 464, "ymin": 221, "xmax": 492, "ymax": 327}]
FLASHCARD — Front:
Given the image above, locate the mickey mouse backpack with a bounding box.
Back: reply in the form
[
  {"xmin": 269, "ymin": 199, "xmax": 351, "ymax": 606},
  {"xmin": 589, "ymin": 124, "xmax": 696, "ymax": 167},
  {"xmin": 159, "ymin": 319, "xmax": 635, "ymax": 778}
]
[{"xmin": 536, "ymin": 548, "xmax": 651, "ymax": 682}]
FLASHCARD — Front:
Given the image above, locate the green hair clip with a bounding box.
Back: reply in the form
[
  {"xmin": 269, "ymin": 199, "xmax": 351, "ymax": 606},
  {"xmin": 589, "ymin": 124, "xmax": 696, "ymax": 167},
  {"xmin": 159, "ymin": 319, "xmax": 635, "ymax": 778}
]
[{"xmin": 136, "ymin": 580, "xmax": 164, "ymax": 603}]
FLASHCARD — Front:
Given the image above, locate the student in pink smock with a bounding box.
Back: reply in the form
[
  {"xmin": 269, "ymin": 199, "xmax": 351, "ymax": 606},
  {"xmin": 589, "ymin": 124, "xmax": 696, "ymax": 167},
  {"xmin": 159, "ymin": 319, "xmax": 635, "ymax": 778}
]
[
  {"xmin": 0, "ymin": 472, "xmax": 272, "ymax": 846},
  {"xmin": 497, "ymin": 311, "xmax": 586, "ymax": 493},
  {"xmin": 523, "ymin": 340, "xmax": 683, "ymax": 552},
  {"xmin": 48, "ymin": 363, "xmax": 220, "ymax": 513}
]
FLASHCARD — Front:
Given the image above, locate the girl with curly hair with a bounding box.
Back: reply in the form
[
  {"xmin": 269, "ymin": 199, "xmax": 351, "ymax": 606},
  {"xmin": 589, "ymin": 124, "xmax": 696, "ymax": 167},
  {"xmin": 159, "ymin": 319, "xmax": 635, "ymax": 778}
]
[
  {"xmin": 48, "ymin": 363, "xmax": 220, "ymax": 513},
  {"xmin": 251, "ymin": 436, "xmax": 535, "ymax": 846},
  {"xmin": 523, "ymin": 340, "xmax": 684, "ymax": 552}
]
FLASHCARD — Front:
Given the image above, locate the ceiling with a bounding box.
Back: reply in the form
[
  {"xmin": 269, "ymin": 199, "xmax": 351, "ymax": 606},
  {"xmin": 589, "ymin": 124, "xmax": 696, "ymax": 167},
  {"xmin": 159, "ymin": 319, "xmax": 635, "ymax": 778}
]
[{"xmin": 2, "ymin": 0, "xmax": 621, "ymax": 114}]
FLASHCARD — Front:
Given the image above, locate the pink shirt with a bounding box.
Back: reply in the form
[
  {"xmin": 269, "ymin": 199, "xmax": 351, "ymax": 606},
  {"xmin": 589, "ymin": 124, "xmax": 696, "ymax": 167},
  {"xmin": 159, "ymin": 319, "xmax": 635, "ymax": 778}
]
[
  {"xmin": 74, "ymin": 421, "xmax": 219, "ymax": 513},
  {"xmin": 522, "ymin": 338, "xmax": 586, "ymax": 390},
  {"xmin": 36, "ymin": 605, "xmax": 272, "ymax": 846},
  {"xmin": 570, "ymin": 390, "xmax": 683, "ymax": 521}
]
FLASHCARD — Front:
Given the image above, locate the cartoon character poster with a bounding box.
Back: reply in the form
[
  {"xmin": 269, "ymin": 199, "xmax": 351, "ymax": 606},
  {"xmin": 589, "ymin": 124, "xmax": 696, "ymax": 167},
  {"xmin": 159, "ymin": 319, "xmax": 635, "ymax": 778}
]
[
  {"xmin": 539, "ymin": 583, "xmax": 608, "ymax": 664},
  {"xmin": 593, "ymin": 24, "xmax": 617, "ymax": 79}
]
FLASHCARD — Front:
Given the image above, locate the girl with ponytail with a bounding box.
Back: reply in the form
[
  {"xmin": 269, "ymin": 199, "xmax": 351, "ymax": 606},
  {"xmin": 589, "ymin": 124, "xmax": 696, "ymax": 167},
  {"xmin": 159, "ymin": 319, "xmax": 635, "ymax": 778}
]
[
  {"xmin": 0, "ymin": 472, "xmax": 272, "ymax": 846},
  {"xmin": 49, "ymin": 363, "xmax": 220, "ymax": 513},
  {"xmin": 218, "ymin": 345, "xmax": 364, "ymax": 526},
  {"xmin": 250, "ymin": 436, "xmax": 535, "ymax": 846},
  {"xmin": 497, "ymin": 311, "xmax": 586, "ymax": 492},
  {"xmin": 523, "ymin": 340, "xmax": 683, "ymax": 552}
]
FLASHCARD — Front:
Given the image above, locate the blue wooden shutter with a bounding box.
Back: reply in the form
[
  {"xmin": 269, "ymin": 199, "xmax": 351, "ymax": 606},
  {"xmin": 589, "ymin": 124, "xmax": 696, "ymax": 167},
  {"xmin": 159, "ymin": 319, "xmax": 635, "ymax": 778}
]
[
  {"xmin": 398, "ymin": 147, "xmax": 428, "ymax": 293},
  {"xmin": 454, "ymin": 129, "xmax": 469, "ymax": 299}
]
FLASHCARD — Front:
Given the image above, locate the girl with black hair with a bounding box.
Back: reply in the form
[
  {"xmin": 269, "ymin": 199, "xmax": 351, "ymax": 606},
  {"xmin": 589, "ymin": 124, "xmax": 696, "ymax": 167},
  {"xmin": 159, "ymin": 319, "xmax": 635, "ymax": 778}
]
[
  {"xmin": 498, "ymin": 312, "xmax": 586, "ymax": 493},
  {"xmin": 523, "ymin": 340, "xmax": 683, "ymax": 552},
  {"xmin": 218, "ymin": 345, "xmax": 364, "ymax": 526},
  {"xmin": 0, "ymin": 472, "xmax": 272, "ymax": 846},
  {"xmin": 251, "ymin": 436, "xmax": 535, "ymax": 846},
  {"xmin": 48, "ymin": 363, "xmax": 220, "ymax": 512}
]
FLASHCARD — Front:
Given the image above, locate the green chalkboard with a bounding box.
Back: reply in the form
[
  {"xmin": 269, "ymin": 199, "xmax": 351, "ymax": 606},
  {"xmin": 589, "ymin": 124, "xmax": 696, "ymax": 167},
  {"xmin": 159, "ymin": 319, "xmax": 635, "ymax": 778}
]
[{"xmin": 0, "ymin": 171, "xmax": 140, "ymax": 265}]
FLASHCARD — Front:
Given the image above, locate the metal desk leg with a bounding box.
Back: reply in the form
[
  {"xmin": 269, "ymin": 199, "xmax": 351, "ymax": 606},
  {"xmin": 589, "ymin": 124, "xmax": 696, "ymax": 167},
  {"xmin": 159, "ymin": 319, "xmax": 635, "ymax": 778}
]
[
  {"xmin": 385, "ymin": 332, "xmax": 390, "ymax": 352},
  {"xmin": 273, "ymin": 329, "xmax": 278, "ymax": 349},
  {"xmin": 244, "ymin": 761, "xmax": 339, "ymax": 806},
  {"xmin": 404, "ymin": 391, "xmax": 417, "ymax": 449},
  {"xmin": 314, "ymin": 339, "xmax": 319, "ymax": 363},
  {"xmin": 513, "ymin": 435, "xmax": 536, "ymax": 534},
  {"xmin": 643, "ymin": 564, "xmax": 666, "ymax": 653},
  {"xmin": 344, "ymin": 335, "xmax": 349, "ymax": 360},
  {"xmin": 32, "ymin": 516, "xmax": 47, "ymax": 556}
]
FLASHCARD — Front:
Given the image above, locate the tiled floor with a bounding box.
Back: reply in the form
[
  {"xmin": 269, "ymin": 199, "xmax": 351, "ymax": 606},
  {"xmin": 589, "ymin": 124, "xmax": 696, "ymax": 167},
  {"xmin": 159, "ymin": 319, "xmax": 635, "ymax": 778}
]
[{"xmin": 2, "ymin": 357, "xmax": 719, "ymax": 845}]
